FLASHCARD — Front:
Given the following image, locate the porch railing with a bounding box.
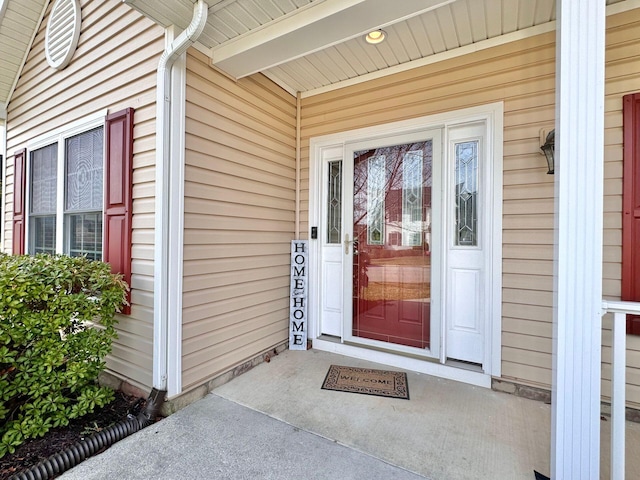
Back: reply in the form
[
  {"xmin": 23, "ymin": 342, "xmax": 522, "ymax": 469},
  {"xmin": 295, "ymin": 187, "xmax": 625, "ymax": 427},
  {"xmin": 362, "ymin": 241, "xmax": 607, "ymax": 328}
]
[{"xmin": 601, "ymin": 300, "xmax": 640, "ymax": 480}]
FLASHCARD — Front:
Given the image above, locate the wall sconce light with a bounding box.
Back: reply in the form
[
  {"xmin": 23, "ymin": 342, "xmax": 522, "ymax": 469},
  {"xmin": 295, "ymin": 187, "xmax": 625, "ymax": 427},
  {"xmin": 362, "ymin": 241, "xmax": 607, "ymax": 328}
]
[
  {"xmin": 365, "ymin": 30, "xmax": 386, "ymax": 44},
  {"xmin": 540, "ymin": 129, "xmax": 555, "ymax": 174}
]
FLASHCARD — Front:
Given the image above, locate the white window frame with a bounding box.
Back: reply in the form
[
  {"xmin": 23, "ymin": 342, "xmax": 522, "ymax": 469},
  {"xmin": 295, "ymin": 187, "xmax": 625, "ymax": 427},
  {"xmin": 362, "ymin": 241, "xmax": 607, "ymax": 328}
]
[{"xmin": 25, "ymin": 110, "xmax": 107, "ymax": 256}]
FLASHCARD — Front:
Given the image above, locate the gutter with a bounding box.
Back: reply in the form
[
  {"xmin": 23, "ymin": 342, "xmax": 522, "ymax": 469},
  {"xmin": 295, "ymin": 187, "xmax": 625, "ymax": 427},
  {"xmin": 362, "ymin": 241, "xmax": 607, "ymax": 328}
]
[{"xmin": 152, "ymin": 0, "xmax": 208, "ymax": 395}]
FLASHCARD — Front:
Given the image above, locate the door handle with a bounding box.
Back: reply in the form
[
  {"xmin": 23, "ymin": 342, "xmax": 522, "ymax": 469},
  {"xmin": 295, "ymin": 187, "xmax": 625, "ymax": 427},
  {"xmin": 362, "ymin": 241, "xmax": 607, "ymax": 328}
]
[{"xmin": 344, "ymin": 233, "xmax": 353, "ymax": 255}]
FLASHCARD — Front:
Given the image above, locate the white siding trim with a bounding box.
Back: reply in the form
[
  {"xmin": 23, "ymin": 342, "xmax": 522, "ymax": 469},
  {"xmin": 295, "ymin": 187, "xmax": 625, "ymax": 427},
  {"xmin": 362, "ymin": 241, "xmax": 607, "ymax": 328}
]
[
  {"xmin": 295, "ymin": 92, "xmax": 301, "ymax": 238},
  {"xmin": 26, "ymin": 110, "xmax": 108, "ymax": 150},
  {"xmin": 308, "ymin": 103, "xmax": 503, "ymax": 145},
  {"xmin": 0, "ymin": 118, "xmax": 6, "ymax": 252},
  {"xmin": 489, "ymin": 104, "xmax": 503, "ymax": 377},
  {"xmin": 552, "ymin": 0, "xmax": 606, "ymax": 477},
  {"xmin": 166, "ymin": 51, "xmax": 186, "ymax": 397}
]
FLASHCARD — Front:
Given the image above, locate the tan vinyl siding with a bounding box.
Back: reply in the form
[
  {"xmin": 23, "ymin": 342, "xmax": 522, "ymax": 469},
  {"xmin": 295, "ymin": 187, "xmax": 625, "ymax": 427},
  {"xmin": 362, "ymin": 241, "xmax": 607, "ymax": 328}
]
[
  {"xmin": 182, "ymin": 49, "xmax": 296, "ymax": 392},
  {"xmin": 299, "ymin": 8, "xmax": 640, "ymax": 407},
  {"xmin": 2, "ymin": 0, "xmax": 163, "ymax": 391}
]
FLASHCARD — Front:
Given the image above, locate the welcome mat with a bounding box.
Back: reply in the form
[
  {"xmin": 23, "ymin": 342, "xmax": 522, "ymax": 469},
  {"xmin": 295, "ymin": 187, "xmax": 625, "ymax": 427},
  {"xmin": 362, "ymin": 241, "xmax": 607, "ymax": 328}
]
[{"xmin": 321, "ymin": 365, "xmax": 409, "ymax": 400}]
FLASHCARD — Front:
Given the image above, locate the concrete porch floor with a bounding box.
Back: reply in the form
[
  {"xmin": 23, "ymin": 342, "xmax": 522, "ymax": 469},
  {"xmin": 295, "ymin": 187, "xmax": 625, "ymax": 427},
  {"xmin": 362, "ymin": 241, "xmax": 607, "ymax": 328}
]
[{"xmin": 213, "ymin": 348, "xmax": 640, "ymax": 480}]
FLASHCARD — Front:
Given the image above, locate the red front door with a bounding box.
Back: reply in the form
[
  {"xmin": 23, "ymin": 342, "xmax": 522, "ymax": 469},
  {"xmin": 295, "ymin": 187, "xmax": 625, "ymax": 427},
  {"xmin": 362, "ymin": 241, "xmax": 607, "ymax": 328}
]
[{"xmin": 352, "ymin": 141, "xmax": 432, "ymax": 349}]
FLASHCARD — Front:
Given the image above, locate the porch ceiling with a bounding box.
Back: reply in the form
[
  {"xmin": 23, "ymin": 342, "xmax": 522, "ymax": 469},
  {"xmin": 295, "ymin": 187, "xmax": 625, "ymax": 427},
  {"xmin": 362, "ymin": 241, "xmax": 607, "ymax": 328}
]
[
  {"xmin": 125, "ymin": 0, "xmax": 631, "ymax": 97},
  {"xmin": 0, "ymin": 0, "xmax": 634, "ymax": 110}
]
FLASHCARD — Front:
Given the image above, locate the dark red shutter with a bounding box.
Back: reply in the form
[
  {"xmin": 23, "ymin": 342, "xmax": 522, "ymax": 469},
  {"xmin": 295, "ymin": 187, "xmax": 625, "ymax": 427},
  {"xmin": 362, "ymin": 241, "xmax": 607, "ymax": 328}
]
[
  {"xmin": 12, "ymin": 148, "xmax": 26, "ymax": 255},
  {"xmin": 104, "ymin": 108, "xmax": 134, "ymax": 314},
  {"xmin": 623, "ymin": 93, "xmax": 640, "ymax": 334}
]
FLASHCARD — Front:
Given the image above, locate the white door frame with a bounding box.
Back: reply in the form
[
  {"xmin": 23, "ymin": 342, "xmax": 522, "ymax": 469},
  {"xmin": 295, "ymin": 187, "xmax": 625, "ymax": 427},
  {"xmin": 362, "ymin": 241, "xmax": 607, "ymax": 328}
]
[{"xmin": 308, "ymin": 102, "xmax": 503, "ymax": 388}]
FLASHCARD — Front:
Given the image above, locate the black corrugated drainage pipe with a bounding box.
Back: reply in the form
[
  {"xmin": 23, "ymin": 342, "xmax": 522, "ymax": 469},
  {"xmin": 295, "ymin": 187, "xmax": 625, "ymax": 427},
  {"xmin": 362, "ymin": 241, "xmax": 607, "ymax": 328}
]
[{"xmin": 8, "ymin": 388, "xmax": 166, "ymax": 480}]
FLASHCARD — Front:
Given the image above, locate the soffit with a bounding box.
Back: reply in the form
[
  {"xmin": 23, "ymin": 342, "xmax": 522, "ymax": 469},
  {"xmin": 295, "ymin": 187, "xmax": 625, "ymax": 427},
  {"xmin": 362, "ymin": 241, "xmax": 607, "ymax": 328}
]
[
  {"xmin": 0, "ymin": 0, "xmax": 48, "ymax": 112},
  {"xmin": 0, "ymin": 0, "xmax": 634, "ymax": 110},
  {"xmin": 125, "ymin": 0, "xmax": 631, "ymax": 97}
]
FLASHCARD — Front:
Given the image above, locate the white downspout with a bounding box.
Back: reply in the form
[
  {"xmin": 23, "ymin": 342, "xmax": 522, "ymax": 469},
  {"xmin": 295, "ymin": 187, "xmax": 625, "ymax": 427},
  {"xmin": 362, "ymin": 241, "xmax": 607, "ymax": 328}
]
[
  {"xmin": 295, "ymin": 93, "xmax": 301, "ymax": 239},
  {"xmin": 153, "ymin": 0, "xmax": 208, "ymax": 394}
]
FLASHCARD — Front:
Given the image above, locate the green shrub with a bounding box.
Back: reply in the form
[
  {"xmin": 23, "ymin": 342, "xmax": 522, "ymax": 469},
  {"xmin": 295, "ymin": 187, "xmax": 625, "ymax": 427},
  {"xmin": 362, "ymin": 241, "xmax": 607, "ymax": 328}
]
[{"xmin": 0, "ymin": 253, "xmax": 128, "ymax": 457}]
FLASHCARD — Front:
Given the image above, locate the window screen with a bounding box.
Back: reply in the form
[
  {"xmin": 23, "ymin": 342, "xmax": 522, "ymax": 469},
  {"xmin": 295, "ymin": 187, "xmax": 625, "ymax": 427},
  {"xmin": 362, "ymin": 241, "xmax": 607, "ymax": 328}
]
[
  {"xmin": 65, "ymin": 127, "xmax": 104, "ymax": 260},
  {"xmin": 30, "ymin": 144, "xmax": 57, "ymax": 254}
]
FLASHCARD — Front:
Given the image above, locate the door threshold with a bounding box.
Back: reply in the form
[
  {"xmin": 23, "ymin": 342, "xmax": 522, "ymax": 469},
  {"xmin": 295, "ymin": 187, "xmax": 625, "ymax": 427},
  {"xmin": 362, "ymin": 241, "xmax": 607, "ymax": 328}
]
[
  {"xmin": 444, "ymin": 358, "xmax": 484, "ymax": 373},
  {"xmin": 312, "ymin": 337, "xmax": 491, "ymax": 388}
]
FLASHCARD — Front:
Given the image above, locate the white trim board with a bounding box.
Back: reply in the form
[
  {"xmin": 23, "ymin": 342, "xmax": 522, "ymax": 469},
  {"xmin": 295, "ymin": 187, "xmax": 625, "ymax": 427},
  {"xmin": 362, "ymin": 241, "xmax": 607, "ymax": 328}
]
[
  {"xmin": 165, "ymin": 50, "xmax": 187, "ymax": 398},
  {"xmin": 0, "ymin": 119, "xmax": 6, "ymax": 253},
  {"xmin": 26, "ymin": 110, "xmax": 108, "ymax": 150},
  {"xmin": 308, "ymin": 102, "xmax": 503, "ymax": 386}
]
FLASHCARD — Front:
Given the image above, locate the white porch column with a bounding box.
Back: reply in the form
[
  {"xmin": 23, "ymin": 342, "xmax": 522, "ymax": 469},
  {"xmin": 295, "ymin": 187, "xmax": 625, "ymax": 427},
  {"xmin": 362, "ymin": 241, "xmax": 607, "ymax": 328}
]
[{"xmin": 552, "ymin": 0, "xmax": 606, "ymax": 478}]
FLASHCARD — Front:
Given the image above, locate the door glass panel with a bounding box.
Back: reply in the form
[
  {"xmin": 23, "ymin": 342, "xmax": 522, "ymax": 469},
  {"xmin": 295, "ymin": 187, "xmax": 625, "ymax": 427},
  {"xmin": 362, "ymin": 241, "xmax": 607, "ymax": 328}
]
[
  {"xmin": 353, "ymin": 141, "xmax": 432, "ymax": 349},
  {"xmin": 454, "ymin": 140, "xmax": 478, "ymax": 247},
  {"xmin": 327, "ymin": 161, "xmax": 342, "ymax": 244}
]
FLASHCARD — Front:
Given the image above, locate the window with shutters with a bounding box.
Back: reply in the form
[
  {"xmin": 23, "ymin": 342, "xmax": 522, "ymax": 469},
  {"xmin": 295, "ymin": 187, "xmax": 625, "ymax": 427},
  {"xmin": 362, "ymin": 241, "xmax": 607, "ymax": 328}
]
[
  {"xmin": 27, "ymin": 125, "xmax": 104, "ymax": 260},
  {"xmin": 15, "ymin": 108, "xmax": 133, "ymax": 313}
]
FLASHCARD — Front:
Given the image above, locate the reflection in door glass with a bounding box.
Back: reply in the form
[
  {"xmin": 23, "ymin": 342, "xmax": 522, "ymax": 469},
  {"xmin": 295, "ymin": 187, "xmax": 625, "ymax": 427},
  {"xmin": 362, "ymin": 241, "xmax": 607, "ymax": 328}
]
[
  {"xmin": 327, "ymin": 161, "xmax": 342, "ymax": 244},
  {"xmin": 455, "ymin": 141, "xmax": 478, "ymax": 246},
  {"xmin": 366, "ymin": 155, "xmax": 386, "ymax": 245},
  {"xmin": 352, "ymin": 141, "xmax": 432, "ymax": 350},
  {"xmin": 402, "ymin": 150, "xmax": 423, "ymax": 246}
]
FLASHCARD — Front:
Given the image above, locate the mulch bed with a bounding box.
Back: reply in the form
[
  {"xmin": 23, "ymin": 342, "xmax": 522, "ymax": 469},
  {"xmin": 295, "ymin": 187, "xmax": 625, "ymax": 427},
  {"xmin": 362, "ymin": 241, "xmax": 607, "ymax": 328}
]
[{"xmin": 0, "ymin": 392, "xmax": 146, "ymax": 479}]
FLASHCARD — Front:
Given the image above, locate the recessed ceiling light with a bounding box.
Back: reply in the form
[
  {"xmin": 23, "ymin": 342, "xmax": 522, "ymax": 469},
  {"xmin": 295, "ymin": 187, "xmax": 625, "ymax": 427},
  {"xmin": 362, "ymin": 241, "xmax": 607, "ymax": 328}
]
[{"xmin": 365, "ymin": 30, "xmax": 386, "ymax": 45}]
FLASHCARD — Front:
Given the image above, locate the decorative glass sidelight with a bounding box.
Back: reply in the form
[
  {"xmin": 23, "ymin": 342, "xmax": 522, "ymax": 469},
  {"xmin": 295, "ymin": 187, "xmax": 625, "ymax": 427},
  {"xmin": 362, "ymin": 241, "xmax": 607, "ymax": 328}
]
[
  {"xmin": 454, "ymin": 141, "xmax": 478, "ymax": 246},
  {"xmin": 327, "ymin": 160, "xmax": 342, "ymax": 244},
  {"xmin": 402, "ymin": 150, "xmax": 423, "ymax": 246},
  {"xmin": 367, "ymin": 155, "xmax": 386, "ymax": 245}
]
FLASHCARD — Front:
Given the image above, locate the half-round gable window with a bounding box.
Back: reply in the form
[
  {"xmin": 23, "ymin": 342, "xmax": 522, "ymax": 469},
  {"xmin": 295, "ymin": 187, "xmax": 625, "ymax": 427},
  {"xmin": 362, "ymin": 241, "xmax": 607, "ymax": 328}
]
[{"xmin": 45, "ymin": 0, "xmax": 81, "ymax": 70}]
